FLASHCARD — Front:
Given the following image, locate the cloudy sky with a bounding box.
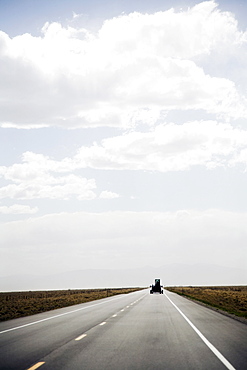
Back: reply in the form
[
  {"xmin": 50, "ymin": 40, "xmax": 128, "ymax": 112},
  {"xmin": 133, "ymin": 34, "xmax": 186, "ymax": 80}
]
[{"xmin": 0, "ymin": 0, "xmax": 247, "ymax": 286}]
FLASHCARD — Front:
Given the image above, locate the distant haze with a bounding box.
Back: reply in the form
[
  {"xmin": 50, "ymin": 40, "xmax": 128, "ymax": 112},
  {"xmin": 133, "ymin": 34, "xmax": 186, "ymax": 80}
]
[{"xmin": 1, "ymin": 264, "xmax": 246, "ymax": 292}]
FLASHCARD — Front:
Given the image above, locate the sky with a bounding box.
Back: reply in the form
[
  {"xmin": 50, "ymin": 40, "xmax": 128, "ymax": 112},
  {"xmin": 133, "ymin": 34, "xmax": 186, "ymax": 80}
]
[{"xmin": 0, "ymin": 0, "xmax": 247, "ymax": 287}]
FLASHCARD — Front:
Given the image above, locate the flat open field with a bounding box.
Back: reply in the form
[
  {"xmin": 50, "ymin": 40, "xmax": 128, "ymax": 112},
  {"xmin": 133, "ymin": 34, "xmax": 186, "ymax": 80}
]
[
  {"xmin": 0, "ymin": 288, "xmax": 143, "ymax": 321},
  {"xmin": 166, "ymin": 286, "xmax": 247, "ymax": 319}
]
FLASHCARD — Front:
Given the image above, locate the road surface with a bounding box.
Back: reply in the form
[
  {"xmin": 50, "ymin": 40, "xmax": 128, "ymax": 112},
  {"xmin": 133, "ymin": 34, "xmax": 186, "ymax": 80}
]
[{"xmin": 0, "ymin": 289, "xmax": 246, "ymax": 369}]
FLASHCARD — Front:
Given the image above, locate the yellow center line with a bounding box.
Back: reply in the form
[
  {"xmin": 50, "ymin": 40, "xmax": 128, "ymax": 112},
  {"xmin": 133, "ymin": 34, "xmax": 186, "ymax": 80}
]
[{"xmin": 26, "ymin": 362, "xmax": 45, "ymax": 370}]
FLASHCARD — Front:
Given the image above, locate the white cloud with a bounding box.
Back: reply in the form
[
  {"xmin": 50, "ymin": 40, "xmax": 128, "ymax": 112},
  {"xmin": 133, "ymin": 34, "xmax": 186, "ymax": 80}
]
[
  {"xmin": 0, "ymin": 209, "xmax": 246, "ymax": 275},
  {"xmin": 73, "ymin": 121, "xmax": 247, "ymax": 171},
  {"xmin": 0, "ymin": 120, "xmax": 246, "ymax": 204},
  {"xmin": 0, "ymin": 153, "xmax": 97, "ymax": 200},
  {"xmin": 99, "ymin": 190, "xmax": 120, "ymax": 199},
  {"xmin": 97, "ymin": 1, "xmax": 242, "ymax": 59},
  {"xmin": 0, "ymin": 176, "xmax": 96, "ymax": 200},
  {"xmin": 72, "ymin": 11, "xmax": 83, "ymax": 20},
  {"xmin": 0, "ymin": 204, "xmax": 38, "ymax": 214},
  {"xmin": 0, "ymin": 1, "xmax": 246, "ymax": 128}
]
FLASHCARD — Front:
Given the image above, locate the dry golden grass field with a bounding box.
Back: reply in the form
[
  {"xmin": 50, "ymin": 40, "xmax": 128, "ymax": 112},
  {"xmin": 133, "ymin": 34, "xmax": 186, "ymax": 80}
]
[
  {"xmin": 166, "ymin": 286, "xmax": 247, "ymax": 319},
  {"xmin": 0, "ymin": 288, "xmax": 143, "ymax": 321}
]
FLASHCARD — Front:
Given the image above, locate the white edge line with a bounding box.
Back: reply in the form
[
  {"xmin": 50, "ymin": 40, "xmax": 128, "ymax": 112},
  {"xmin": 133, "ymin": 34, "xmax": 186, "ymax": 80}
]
[
  {"xmin": 75, "ymin": 333, "xmax": 87, "ymax": 341},
  {"xmin": 164, "ymin": 292, "xmax": 236, "ymax": 370}
]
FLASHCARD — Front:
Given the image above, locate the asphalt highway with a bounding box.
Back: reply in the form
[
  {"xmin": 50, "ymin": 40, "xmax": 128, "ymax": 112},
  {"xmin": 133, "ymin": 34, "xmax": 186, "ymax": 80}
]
[{"xmin": 0, "ymin": 289, "xmax": 246, "ymax": 369}]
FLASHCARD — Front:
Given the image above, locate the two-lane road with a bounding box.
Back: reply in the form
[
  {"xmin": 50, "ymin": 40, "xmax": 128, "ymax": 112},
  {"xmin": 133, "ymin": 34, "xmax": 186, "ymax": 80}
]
[{"xmin": 0, "ymin": 289, "xmax": 246, "ymax": 369}]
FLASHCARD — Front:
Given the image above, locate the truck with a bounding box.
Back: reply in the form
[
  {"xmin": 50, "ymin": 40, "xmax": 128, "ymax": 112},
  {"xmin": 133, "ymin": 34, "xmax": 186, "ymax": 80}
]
[{"xmin": 150, "ymin": 279, "xmax": 163, "ymax": 294}]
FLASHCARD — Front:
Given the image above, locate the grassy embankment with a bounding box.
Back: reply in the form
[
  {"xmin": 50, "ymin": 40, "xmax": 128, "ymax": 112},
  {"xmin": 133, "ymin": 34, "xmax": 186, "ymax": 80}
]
[
  {"xmin": 166, "ymin": 286, "xmax": 247, "ymax": 319},
  {"xmin": 0, "ymin": 288, "xmax": 143, "ymax": 322}
]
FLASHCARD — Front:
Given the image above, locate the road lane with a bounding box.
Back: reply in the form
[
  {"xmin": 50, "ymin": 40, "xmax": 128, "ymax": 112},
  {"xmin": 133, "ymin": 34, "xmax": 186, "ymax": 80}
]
[
  {"xmin": 0, "ymin": 290, "xmax": 146, "ymax": 370},
  {"xmin": 164, "ymin": 290, "xmax": 247, "ymax": 369},
  {"xmin": 164, "ymin": 291, "xmax": 235, "ymax": 370},
  {"xmin": 0, "ymin": 289, "xmax": 246, "ymax": 369}
]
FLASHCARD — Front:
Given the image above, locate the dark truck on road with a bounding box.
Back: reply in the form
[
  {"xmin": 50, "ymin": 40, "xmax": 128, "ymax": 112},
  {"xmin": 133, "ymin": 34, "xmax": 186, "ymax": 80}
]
[{"xmin": 150, "ymin": 279, "xmax": 163, "ymax": 294}]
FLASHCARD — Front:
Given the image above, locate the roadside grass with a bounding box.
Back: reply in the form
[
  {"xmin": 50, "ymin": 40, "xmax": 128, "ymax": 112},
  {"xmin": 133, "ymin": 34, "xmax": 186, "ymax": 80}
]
[
  {"xmin": 0, "ymin": 288, "xmax": 143, "ymax": 321},
  {"xmin": 166, "ymin": 286, "xmax": 247, "ymax": 319}
]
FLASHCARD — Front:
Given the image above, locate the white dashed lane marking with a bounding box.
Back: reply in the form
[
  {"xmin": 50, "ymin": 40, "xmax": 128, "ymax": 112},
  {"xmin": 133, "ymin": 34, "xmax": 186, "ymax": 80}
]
[{"xmin": 75, "ymin": 334, "xmax": 87, "ymax": 341}]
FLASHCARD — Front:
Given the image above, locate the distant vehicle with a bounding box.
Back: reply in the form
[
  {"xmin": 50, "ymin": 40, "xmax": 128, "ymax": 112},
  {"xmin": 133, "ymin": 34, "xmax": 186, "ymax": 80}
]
[{"xmin": 150, "ymin": 279, "xmax": 163, "ymax": 294}]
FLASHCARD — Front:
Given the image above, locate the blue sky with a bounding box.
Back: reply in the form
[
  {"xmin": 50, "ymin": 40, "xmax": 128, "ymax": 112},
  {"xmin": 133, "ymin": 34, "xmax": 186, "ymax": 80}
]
[
  {"xmin": 0, "ymin": 0, "xmax": 246, "ymax": 287},
  {"xmin": 1, "ymin": 0, "xmax": 247, "ymax": 36}
]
